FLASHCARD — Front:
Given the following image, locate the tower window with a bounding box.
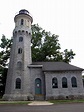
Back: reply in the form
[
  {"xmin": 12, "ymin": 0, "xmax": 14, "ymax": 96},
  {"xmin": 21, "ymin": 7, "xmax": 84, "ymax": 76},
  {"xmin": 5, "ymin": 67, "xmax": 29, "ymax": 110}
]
[
  {"xmin": 21, "ymin": 19, "xmax": 24, "ymax": 25},
  {"xmin": 15, "ymin": 78, "xmax": 21, "ymax": 89},
  {"xmin": 19, "ymin": 37, "xmax": 23, "ymax": 42},
  {"xmin": 17, "ymin": 61, "xmax": 22, "ymax": 69},
  {"xmin": 18, "ymin": 48, "xmax": 22, "ymax": 54}
]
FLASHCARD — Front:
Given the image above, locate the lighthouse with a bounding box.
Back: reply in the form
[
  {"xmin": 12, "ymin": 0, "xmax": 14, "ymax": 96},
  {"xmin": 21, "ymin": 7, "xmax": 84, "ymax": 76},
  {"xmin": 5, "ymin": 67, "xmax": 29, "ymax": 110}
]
[
  {"xmin": 3, "ymin": 9, "xmax": 84, "ymax": 101},
  {"xmin": 3, "ymin": 9, "xmax": 33, "ymax": 100}
]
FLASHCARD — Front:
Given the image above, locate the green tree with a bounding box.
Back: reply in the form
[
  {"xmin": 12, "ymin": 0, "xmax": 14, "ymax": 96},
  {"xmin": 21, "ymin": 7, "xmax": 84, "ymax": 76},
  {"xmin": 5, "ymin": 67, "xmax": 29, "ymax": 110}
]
[
  {"xmin": 0, "ymin": 24, "xmax": 75, "ymax": 96},
  {"xmin": 0, "ymin": 35, "xmax": 12, "ymax": 96},
  {"xmin": 31, "ymin": 24, "xmax": 75, "ymax": 62},
  {"xmin": 0, "ymin": 35, "xmax": 12, "ymax": 67},
  {"xmin": 0, "ymin": 66, "xmax": 8, "ymax": 96}
]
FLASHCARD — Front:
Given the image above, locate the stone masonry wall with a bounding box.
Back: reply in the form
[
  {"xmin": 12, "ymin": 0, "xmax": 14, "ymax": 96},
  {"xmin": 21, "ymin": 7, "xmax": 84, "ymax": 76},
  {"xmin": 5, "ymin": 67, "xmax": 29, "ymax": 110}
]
[{"xmin": 45, "ymin": 71, "xmax": 84, "ymax": 100}]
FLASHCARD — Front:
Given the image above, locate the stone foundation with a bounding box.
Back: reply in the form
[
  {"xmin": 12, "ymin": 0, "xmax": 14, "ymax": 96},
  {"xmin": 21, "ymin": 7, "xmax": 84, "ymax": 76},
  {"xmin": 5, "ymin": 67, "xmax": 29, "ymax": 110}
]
[
  {"xmin": 2, "ymin": 94, "xmax": 34, "ymax": 101},
  {"xmin": 3, "ymin": 94, "xmax": 84, "ymax": 101},
  {"xmin": 46, "ymin": 95, "xmax": 84, "ymax": 100}
]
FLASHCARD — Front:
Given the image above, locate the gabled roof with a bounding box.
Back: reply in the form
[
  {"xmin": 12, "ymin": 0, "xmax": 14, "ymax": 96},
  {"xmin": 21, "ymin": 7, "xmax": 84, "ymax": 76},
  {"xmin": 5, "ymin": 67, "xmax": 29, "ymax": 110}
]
[{"xmin": 32, "ymin": 62, "xmax": 84, "ymax": 72}]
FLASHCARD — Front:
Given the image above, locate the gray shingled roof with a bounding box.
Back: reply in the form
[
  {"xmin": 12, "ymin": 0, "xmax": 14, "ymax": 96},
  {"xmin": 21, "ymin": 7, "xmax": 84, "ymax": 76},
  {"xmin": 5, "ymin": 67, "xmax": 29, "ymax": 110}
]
[{"xmin": 32, "ymin": 62, "xmax": 84, "ymax": 71}]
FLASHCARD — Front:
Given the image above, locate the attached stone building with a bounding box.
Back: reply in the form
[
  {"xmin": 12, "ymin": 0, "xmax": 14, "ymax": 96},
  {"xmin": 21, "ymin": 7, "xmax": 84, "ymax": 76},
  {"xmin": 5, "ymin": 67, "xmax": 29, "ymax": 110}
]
[
  {"xmin": 29, "ymin": 62, "xmax": 84, "ymax": 100},
  {"xmin": 3, "ymin": 9, "xmax": 84, "ymax": 100}
]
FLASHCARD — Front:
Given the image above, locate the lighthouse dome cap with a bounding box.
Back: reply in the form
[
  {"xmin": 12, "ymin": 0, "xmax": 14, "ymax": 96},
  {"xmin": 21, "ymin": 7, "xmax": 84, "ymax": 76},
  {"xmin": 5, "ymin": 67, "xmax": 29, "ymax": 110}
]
[
  {"xmin": 14, "ymin": 9, "xmax": 33, "ymax": 23},
  {"xmin": 19, "ymin": 9, "xmax": 29, "ymax": 14}
]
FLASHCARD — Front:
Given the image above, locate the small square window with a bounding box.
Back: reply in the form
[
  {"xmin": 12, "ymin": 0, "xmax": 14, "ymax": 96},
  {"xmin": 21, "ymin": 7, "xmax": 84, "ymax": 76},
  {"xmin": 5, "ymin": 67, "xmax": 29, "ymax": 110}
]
[{"xmin": 19, "ymin": 37, "xmax": 23, "ymax": 42}]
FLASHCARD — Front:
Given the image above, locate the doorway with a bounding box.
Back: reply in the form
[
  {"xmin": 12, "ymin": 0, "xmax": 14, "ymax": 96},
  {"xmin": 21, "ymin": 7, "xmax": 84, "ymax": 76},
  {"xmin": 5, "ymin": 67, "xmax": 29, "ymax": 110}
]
[{"xmin": 35, "ymin": 78, "xmax": 42, "ymax": 94}]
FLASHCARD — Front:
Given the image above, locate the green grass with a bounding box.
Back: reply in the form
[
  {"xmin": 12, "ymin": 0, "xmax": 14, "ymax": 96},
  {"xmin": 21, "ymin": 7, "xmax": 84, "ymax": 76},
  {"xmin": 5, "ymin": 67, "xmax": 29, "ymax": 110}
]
[
  {"xmin": 0, "ymin": 101, "xmax": 31, "ymax": 105},
  {"xmin": 49, "ymin": 99, "xmax": 84, "ymax": 104},
  {"xmin": 1, "ymin": 99, "xmax": 84, "ymax": 105}
]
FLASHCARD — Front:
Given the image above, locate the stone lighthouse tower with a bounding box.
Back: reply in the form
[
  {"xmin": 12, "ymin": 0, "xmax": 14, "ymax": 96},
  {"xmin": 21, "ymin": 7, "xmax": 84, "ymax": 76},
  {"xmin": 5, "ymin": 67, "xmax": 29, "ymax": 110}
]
[{"xmin": 3, "ymin": 9, "xmax": 33, "ymax": 100}]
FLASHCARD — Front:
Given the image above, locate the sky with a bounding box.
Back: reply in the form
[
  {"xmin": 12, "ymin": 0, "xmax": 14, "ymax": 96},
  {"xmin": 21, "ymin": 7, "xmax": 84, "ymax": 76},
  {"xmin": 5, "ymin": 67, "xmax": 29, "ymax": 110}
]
[{"xmin": 0, "ymin": 0, "xmax": 84, "ymax": 69}]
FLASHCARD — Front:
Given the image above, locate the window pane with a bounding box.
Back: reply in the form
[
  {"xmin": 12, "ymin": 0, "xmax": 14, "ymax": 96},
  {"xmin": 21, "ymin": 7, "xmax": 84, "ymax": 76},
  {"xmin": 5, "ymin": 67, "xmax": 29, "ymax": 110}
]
[
  {"xmin": 62, "ymin": 77, "xmax": 68, "ymax": 88},
  {"xmin": 18, "ymin": 48, "xmax": 22, "ymax": 54},
  {"xmin": 16, "ymin": 78, "xmax": 21, "ymax": 89},
  {"xmin": 19, "ymin": 37, "xmax": 23, "ymax": 42},
  {"xmin": 21, "ymin": 19, "xmax": 24, "ymax": 25},
  {"xmin": 52, "ymin": 77, "xmax": 58, "ymax": 88},
  {"xmin": 71, "ymin": 77, "xmax": 77, "ymax": 87},
  {"xmin": 83, "ymin": 79, "xmax": 84, "ymax": 87}
]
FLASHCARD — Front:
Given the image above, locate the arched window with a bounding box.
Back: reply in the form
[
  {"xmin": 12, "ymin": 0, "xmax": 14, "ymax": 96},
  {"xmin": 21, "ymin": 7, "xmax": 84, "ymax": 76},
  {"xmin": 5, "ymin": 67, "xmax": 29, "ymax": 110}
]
[
  {"xmin": 83, "ymin": 79, "xmax": 84, "ymax": 87},
  {"xmin": 62, "ymin": 77, "xmax": 68, "ymax": 88},
  {"xmin": 71, "ymin": 77, "xmax": 77, "ymax": 87},
  {"xmin": 21, "ymin": 19, "xmax": 24, "ymax": 25},
  {"xmin": 18, "ymin": 48, "xmax": 22, "ymax": 54},
  {"xmin": 19, "ymin": 37, "xmax": 23, "ymax": 42},
  {"xmin": 17, "ymin": 61, "xmax": 22, "ymax": 69},
  {"xmin": 15, "ymin": 78, "xmax": 21, "ymax": 89},
  {"xmin": 52, "ymin": 77, "xmax": 58, "ymax": 88}
]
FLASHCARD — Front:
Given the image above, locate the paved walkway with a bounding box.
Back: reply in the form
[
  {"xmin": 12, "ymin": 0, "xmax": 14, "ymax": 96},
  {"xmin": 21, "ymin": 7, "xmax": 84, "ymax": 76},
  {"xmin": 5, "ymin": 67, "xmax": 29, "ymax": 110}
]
[{"xmin": 28, "ymin": 101, "xmax": 53, "ymax": 105}]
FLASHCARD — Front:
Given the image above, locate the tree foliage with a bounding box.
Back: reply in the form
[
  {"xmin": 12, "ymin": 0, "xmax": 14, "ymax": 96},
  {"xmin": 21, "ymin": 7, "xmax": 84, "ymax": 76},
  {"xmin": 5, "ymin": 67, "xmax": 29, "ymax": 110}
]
[
  {"xmin": 0, "ymin": 35, "xmax": 12, "ymax": 67},
  {"xmin": 31, "ymin": 24, "xmax": 75, "ymax": 62},
  {"xmin": 0, "ymin": 24, "xmax": 75, "ymax": 96},
  {"xmin": 0, "ymin": 67, "xmax": 8, "ymax": 96},
  {"xmin": 0, "ymin": 35, "xmax": 12, "ymax": 96}
]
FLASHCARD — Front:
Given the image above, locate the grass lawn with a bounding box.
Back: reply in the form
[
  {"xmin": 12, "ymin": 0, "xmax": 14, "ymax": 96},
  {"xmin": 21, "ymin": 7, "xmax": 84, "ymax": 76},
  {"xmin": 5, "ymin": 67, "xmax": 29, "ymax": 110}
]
[
  {"xmin": 49, "ymin": 99, "xmax": 84, "ymax": 104},
  {"xmin": 0, "ymin": 101, "xmax": 31, "ymax": 105},
  {"xmin": 0, "ymin": 99, "xmax": 84, "ymax": 105}
]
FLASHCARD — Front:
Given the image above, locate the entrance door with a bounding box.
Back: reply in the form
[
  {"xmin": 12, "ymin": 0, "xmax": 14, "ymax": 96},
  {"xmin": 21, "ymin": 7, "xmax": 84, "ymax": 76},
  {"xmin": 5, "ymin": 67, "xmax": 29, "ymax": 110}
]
[{"xmin": 35, "ymin": 78, "xmax": 42, "ymax": 94}]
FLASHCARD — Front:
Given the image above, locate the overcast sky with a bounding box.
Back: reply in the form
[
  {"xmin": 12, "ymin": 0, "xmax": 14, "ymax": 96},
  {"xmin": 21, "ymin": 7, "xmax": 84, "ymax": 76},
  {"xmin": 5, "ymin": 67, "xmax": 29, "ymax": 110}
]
[{"xmin": 0, "ymin": 0, "xmax": 84, "ymax": 69}]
